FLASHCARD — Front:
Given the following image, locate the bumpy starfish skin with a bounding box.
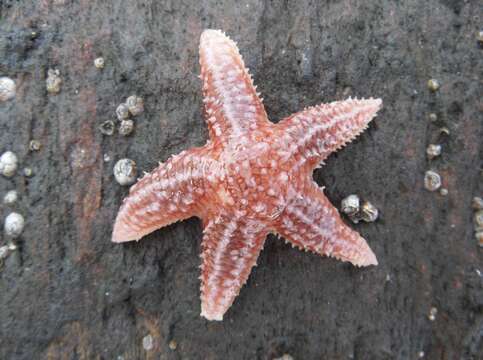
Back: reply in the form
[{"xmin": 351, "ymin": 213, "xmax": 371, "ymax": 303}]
[{"xmin": 112, "ymin": 29, "xmax": 382, "ymax": 321}]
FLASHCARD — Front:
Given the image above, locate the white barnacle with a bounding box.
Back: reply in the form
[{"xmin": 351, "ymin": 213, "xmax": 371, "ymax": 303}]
[
  {"xmin": 472, "ymin": 197, "xmax": 483, "ymax": 210},
  {"xmin": 119, "ymin": 120, "xmax": 134, "ymax": 136},
  {"xmin": 0, "ymin": 151, "xmax": 18, "ymax": 178},
  {"xmin": 113, "ymin": 159, "xmax": 137, "ymax": 186},
  {"xmin": 360, "ymin": 201, "xmax": 379, "ymax": 223},
  {"xmin": 46, "ymin": 69, "xmax": 62, "ymax": 94},
  {"xmin": 341, "ymin": 194, "xmax": 360, "ymax": 216},
  {"xmin": 426, "ymin": 144, "xmax": 442, "ymax": 160},
  {"xmin": 116, "ymin": 103, "xmax": 130, "ymax": 120},
  {"xmin": 99, "ymin": 120, "xmax": 115, "ymax": 136},
  {"xmin": 94, "ymin": 57, "xmax": 105, "ymax": 69},
  {"xmin": 0, "ymin": 77, "xmax": 16, "ymax": 102},
  {"xmin": 3, "ymin": 190, "xmax": 18, "ymax": 205},
  {"xmin": 474, "ymin": 210, "xmax": 483, "ymax": 231},
  {"xmin": 4, "ymin": 212, "xmax": 25, "ymax": 238},
  {"xmin": 126, "ymin": 95, "xmax": 144, "ymax": 116},
  {"xmin": 424, "ymin": 170, "xmax": 441, "ymax": 192},
  {"xmin": 142, "ymin": 334, "xmax": 154, "ymax": 351}
]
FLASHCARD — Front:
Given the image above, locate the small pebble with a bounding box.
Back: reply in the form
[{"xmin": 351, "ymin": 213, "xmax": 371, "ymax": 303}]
[
  {"xmin": 23, "ymin": 167, "xmax": 34, "ymax": 177},
  {"xmin": 474, "ymin": 210, "xmax": 483, "ymax": 231},
  {"xmin": 424, "ymin": 170, "xmax": 441, "ymax": 192},
  {"xmin": 428, "ymin": 113, "xmax": 438, "ymax": 122},
  {"xmin": 0, "ymin": 151, "xmax": 18, "ymax": 178},
  {"xmin": 29, "ymin": 140, "xmax": 41, "ymax": 152},
  {"xmin": 119, "ymin": 119, "xmax": 134, "ymax": 136},
  {"xmin": 4, "ymin": 212, "xmax": 25, "ymax": 238},
  {"xmin": 94, "ymin": 57, "xmax": 105, "ymax": 69},
  {"xmin": 418, "ymin": 351, "xmax": 425, "ymax": 358},
  {"xmin": 168, "ymin": 340, "xmax": 177, "ymax": 350},
  {"xmin": 142, "ymin": 334, "xmax": 154, "ymax": 351},
  {"xmin": 103, "ymin": 153, "xmax": 111, "ymax": 162},
  {"xmin": 99, "ymin": 120, "xmax": 115, "ymax": 136},
  {"xmin": 427, "ymin": 78, "xmax": 440, "ymax": 92},
  {"xmin": 472, "ymin": 197, "xmax": 483, "ymax": 210},
  {"xmin": 439, "ymin": 188, "xmax": 448, "ymax": 196},
  {"xmin": 46, "ymin": 69, "xmax": 62, "ymax": 94},
  {"xmin": 0, "ymin": 77, "xmax": 16, "ymax": 102},
  {"xmin": 341, "ymin": 194, "xmax": 360, "ymax": 216},
  {"xmin": 476, "ymin": 231, "xmax": 483, "ymax": 247},
  {"xmin": 113, "ymin": 158, "xmax": 137, "ymax": 186},
  {"xmin": 360, "ymin": 201, "xmax": 379, "ymax": 222},
  {"xmin": 116, "ymin": 103, "xmax": 130, "ymax": 120},
  {"xmin": 3, "ymin": 190, "xmax": 18, "ymax": 205},
  {"xmin": 426, "ymin": 144, "xmax": 441, "ymax": 160},
  {"xmin": 428, "ymin": 307, "xmax": 437, "ymax": 321},
  {"xmin": 126, "ymin": 95, "xmax": 144, "ymax": 116}
]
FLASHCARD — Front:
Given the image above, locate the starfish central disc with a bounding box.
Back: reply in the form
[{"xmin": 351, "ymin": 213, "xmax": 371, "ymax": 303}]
[{"xmin": 112, "ymin": 29, "xmax": 382, "ymax": 321}]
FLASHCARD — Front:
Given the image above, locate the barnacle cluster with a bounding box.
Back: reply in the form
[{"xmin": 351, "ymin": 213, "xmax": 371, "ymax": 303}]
[
  {"xmin": 341, "ymin": 194, "xmax": 379, "ymax": 223},
  {"xmin": 102, "ymin": 95, "xmax": 143, "ymax": 137}
]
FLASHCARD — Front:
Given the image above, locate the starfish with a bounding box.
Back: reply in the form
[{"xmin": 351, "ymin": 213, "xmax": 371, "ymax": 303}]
[{"xmin": 112, "ymin": 29, "xmax": 382, "ymax": 321}]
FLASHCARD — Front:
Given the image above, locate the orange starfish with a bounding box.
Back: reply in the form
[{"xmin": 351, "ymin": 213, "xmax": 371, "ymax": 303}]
[{"xmin": 112, "ymin": 29, "xmax": 382, "ymax": 321}]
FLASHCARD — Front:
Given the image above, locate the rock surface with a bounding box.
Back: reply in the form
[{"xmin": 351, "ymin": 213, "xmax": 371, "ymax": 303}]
[{"xmin": 0, "ymin": 1, "xmax": 481, "ymax": 359}]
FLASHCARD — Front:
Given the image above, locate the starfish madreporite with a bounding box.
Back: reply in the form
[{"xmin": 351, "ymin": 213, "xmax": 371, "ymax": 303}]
[{"xmin": 112, "ymin": 29, "xmax": 382, "ymax": 321}]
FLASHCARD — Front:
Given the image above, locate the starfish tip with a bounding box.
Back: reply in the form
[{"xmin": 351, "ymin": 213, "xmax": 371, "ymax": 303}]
[
  {"xmin": 200, "ymin": 308, "xmax": 223, "ymax": 321},
  {"xmin": 111, "ymin": 218, "xmax": 140, "ymax": 243},
  {"xmin": 200, "ymin": 28, "xmax": 226, "ymax": 42},
  {"xmin": 372, "ymin": 97, "xmax": 383, "ymax": 110},
  {"xmin": 360, "ymin": 249, "xmax": 378, "ymax": 267}
]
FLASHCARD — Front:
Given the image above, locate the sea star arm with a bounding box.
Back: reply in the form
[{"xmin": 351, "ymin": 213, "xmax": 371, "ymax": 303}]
[
  {"xmin": 199, "ymin": 30, "xmax": 270, "ymax": 143},
  {"xmin": 274, "ymin": 182, "xmax": 378, "ymax": 267},
  {"xmin": 112, "ymin": 148, "xmax": 224, "ymax": 243},
  {"xmin": 277, "ymin": 98, "xmax": 382, "ymax": 170},
  {"xmin": 200, "ymin": 213, "xmax": 268, "ymax": 321}
]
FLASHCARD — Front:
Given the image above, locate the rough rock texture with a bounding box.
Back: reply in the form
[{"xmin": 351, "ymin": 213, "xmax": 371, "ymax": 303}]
[{"xmin": 0, "ymin": 1, "xmax": 481, "ymax": 359}]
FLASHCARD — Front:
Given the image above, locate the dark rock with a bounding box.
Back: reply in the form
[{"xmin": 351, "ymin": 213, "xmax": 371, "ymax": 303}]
[{"xmin": 0, "ymin": 1, "xmax": 481, "ymax": 359}]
